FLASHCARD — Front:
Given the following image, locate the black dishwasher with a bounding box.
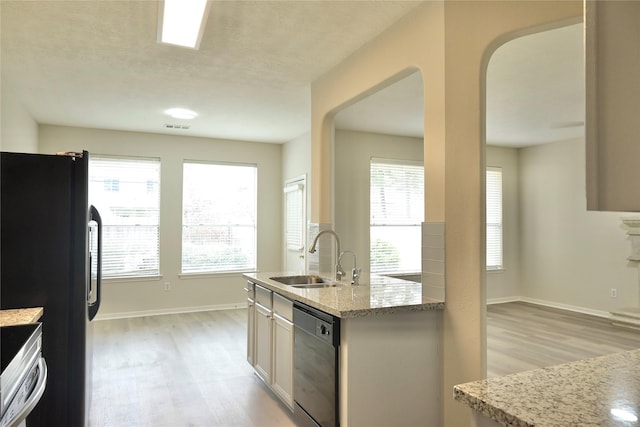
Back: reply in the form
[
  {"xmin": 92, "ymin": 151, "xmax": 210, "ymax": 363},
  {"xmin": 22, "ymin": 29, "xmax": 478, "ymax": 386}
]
[{"xmin": 293, "ymin": 302, "xmax": 340, "ymax": 427}]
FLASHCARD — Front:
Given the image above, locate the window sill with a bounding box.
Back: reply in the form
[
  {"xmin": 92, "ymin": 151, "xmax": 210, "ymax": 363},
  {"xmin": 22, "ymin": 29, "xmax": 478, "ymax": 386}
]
[
  {"xmin": 103, "ymin": 275, "xmax": 163, "ymax": 283},
  {"xmin": 486, "ymin": 268, "xmax": 505, "ymax": 274},
  {"xmin": 178, "ymin": 270, "xmax": 253, "ymax": 280}
]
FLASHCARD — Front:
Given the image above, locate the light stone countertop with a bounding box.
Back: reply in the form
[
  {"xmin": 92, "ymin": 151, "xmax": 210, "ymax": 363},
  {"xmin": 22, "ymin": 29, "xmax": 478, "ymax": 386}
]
[
  {"xmin": 0, "ymin": 307, "xmax": 44, "ymax": 327},
  {"xmin": 454, "ymin": 349, "xmax": 640, "ymax": 427},
  {"xmin": 243, "ymin": 272, "xmax": 444, "ymax": 318}
]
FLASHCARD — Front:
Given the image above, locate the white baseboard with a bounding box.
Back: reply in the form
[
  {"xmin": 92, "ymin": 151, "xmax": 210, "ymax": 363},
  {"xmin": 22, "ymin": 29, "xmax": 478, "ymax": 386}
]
[
  {"xmin": 494, "ymin": 296, "xmax": 610, "ymax": 319},
  {"xmin": 96, "ymin": 298, "xmax": 611, "ymax": 321},
  {"xmin": 487, "ymin": 296, "xmax": 521, "ymax": 305},
  {"xmin": 94, "ymin": 303, "xmax": 246, "ymax": 321}
]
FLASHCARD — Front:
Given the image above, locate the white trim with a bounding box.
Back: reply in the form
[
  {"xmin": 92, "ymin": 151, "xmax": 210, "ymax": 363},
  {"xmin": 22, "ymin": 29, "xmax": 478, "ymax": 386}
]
[
  {"xmin": 371, "ymin": 157, "xmax": 424, "ymax": 167},
  {"xmin": 94, "ymin": 303, "xmax": 246, "ymax": 321},
  {"xmin": 486, "ymin": 296, "xmax": 521, "ymax": 305},
  {"xmin": 178, "ymin": 271, "xmax": 251, "ymax": 279},
  {"xmin": 489, "ymin": 296, "xmax": 610, "ymax": 319},
  {"xmin": 104, "ymin": 275, "xmax": 163, "ymax": 284}
]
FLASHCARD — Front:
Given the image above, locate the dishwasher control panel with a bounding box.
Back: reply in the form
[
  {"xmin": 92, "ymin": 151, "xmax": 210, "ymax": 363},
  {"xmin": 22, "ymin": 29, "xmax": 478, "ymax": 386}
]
[
  {"xmin": 293, "ymin": 301, "xmax": 340, "ymax": 346},
  {"xmin": 316, "ymin": 320, "xmax": 332, "ymax": 340}
]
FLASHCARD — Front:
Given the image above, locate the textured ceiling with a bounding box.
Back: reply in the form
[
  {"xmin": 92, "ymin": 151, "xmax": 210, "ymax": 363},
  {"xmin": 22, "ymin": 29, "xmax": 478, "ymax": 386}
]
[
  {"xmin": 485, "ymin": 23, "xmax": 584, "ymax": 147},
  {"xmin": 1, "ymin": 0, "xmax": 421, "ymax": 143},
  {"xmin": 336, "ymin": 22, "xmax": 585, "ymax": 147},
  {"xmin": 1, "ymin": 2, "xmax": 584, "ymax": 147}
]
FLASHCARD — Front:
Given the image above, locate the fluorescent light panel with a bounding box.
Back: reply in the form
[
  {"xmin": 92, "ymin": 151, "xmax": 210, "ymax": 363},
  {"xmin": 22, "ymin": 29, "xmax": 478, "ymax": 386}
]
[{"xmin": 159, "ymin": 0, "xmax": 210, "ymax": 49}]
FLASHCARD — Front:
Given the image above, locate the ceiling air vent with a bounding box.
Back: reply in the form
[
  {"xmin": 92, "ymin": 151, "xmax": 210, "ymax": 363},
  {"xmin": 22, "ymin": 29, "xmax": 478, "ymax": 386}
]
[{"xmin": 165, "ymin": 123, "xmax": 190, "ymax": 130}]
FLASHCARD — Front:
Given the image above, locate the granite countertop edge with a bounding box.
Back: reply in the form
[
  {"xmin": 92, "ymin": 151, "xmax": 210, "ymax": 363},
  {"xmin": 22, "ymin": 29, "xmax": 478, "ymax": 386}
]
[
  {"xmin": 243, "ymin": 272, "xmax": 444, "ymax": 318},
  {"xmin": 0, "ymin": 307, "xmax": 44, "ymax": 327},
  {"xmin": 453, "ymin": 349, "xmax": 640, "ymax": 427},
  {"xmin": 453, "ymin": 385, "xmax": 532, "ymax": 427}
]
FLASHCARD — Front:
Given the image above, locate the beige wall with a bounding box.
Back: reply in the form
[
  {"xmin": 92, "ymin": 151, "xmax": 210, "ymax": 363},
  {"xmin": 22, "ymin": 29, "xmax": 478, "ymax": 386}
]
[
  {"xmin": 310, "ymin": 2, "xmax": 582, "ymax": 425},
  {"xmin": 520, "ymin": 137, "xmax": 637, "ymax": 315},
  {"xmin": 1, "ymin": 85, "xmax": 38, "ymax": 153},
  {"xmin": 39, "ymin": 125, "xmax": 283, "ymax": 319},
  {"xmin": 334, "ymin": 129, "xmax": 423, "ymax": 281},
  {"xmin": 282, "ymin": 130, "xmax": 311, "ymax": 184},
  {"xmin": 282, "ymin": 130, "xmax": 312, "ymax": 271}
]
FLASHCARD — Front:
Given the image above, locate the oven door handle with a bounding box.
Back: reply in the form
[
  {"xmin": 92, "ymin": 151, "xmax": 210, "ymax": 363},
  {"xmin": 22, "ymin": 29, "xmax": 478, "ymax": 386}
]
[{"xmin": 6, "ymin": 358, "xmax": 48, "ymax": 427}]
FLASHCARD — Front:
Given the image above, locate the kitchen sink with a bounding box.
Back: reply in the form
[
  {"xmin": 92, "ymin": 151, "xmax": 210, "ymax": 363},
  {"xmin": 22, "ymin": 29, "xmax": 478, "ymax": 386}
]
[
  {"xmin": 289, "ymin": 283, "xmax": 340, "ymax": 289},
  {"xmin": 269, "ymin": 275, "xmax": 337, "ymax": 288}
]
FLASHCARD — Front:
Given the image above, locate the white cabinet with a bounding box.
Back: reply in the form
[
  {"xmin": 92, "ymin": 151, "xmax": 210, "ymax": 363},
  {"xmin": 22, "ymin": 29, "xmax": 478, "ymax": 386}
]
[
  {"xmin": 247, "ymin": 297, "xmax": 255, "ymax": 366},
  {"xmin": 254, "ymin": 299, "xmax": 273, "ymax": 383},
  {"xmin": 272, "ymin": 294, "xmax": 294, "ymax": 409},
  {"xmin": 246, "ymin": 282, "xmax": 294, "ymax": 410},
  {"xmin": 246, "ymin": 283, "xmax": 255, "ymax": 366},
  {"xmin": 586, "ymin": 1, "xmax": 640, "ymax": 211}
]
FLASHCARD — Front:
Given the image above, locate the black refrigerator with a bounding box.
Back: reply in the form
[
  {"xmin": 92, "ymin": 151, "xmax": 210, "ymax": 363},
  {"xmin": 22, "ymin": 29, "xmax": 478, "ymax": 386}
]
[{"xmin": 1, "ymin": 151, "xmax": 102, "ymax": 426}]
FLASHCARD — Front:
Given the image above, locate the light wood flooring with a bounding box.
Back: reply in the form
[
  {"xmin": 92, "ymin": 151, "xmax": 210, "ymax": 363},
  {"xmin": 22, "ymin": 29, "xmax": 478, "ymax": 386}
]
[
  {"xmin": 89, "ymin": 303, "xmax": 640, "ymax": 426},
  {"xmin": 89, "ymin": 310, "xmax": 296, "ymax": 427},
  {"xmin": 487, "ymin": 301, "xmax": 640, "ymax": 377}
]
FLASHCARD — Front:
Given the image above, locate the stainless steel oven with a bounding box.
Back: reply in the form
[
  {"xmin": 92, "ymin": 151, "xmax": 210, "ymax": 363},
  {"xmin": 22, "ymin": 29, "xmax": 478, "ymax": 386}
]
[
  {"xmin": 0, "ymin": 323, "xmax": 47, "ymax": 427},
  {"xmin": 293, "ymin": 302, "xmax": 340, "ymax": 427}
]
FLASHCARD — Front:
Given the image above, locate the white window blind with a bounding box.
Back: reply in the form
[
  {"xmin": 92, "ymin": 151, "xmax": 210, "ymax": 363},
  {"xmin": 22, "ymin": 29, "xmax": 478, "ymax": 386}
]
[
  {"xmin": 370, "ymin": 159, "xmax": 424, "ymax": 274},
  {"xmin": 486, "ymin": 167, "xmax": 503, "ymax": 270},
  {"xmin": 182, "ymin": 162, "xmax": 257, "ymax": 274},
  {"xmin": 284, "ymin": 182, "xmax": 304, "ymax": 250},
  {"xmin": 89, "ymin": 156, "xmax": 160, "ymax": 278}
]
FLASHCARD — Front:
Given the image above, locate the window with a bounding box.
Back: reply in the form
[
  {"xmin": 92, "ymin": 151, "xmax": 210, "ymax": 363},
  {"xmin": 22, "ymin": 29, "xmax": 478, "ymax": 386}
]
[
  {"xmin": 284, "ymin": 180, "xmax": 305, "ymax": 251},
  {"xmin": 486, "ymin": 167, "xmax": 503, "ymax": 270},
  {"xmin": 182, "ymin": 161, "xmax": 257, "ymax": 274},
  {"xmin": 370, "ymin": 159, "xmax": 424, "ymax": 274},
  {"xmin": 89, "ymin": 156, "xmax": 161, "ymax": 278}
]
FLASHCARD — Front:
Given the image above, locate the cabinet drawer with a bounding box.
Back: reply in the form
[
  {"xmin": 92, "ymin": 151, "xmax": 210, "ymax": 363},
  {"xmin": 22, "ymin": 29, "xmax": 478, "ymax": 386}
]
[
  {"xmin": 245, "ymin": 281, "xmax": 255, "ymax": 299},
  {"xmin": 273, "ymin": 293, "xmax": 293, "ymax": 321},
  {"xmin": 255, "ymin": 284, "xmax": 272, "ymax": 308}
]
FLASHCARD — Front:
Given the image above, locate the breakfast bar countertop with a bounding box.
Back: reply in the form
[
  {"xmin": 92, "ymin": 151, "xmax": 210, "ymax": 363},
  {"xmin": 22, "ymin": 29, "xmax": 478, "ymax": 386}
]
[
  {"xmin": 244, "ymin": 272, "xmax": 444, "ymax": 318},
  {"xmin": 454, "ymin": 349, "xmax": 640, "ymax": 427},
  {"xmin": 0, "ymin": 307, "xmax": 44, "ymax": 327}
]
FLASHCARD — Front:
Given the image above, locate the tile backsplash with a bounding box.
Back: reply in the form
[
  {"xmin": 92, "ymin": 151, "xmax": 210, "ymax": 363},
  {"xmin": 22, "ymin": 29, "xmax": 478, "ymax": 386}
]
[
  {"xmin": 423, "ymin": 222, "xmax": 445, "ymax": 300},
  {"xmin": 307, "ymin": 223, "xmax": 334, "ymax": 276}
]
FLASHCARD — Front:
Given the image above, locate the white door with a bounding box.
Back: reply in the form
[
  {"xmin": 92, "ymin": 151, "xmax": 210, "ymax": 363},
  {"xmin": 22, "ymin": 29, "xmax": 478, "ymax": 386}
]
[{"xmin": 284, "ymin": 176, "xmax": 306, "ymax": 273}]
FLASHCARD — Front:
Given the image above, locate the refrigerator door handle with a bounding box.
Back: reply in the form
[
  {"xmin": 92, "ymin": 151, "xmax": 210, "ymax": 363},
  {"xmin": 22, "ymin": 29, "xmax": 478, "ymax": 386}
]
[{"xmin": 88, "ymin": 205, "xmax": 102, "ymax": 321}]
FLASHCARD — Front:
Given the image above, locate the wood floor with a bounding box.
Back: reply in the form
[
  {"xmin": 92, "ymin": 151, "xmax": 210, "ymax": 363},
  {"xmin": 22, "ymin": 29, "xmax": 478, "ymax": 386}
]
[
  {"xmin": 487, "ymin": 301, "xmax": 640, "ymax": 377},
  {"xmin": 89, "ymin": 310, "xmax": 296, "ymax": 427},
  {"xmin": 89, "ymin": 302, "xmax": 640, "ymax": 426}
]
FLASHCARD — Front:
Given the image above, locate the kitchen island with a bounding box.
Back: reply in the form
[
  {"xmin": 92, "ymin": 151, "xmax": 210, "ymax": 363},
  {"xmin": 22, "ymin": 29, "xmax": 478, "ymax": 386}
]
[
  {"xmin": 454, "ymin": 349, "xmax": 640, "ymax": 426},
  {"xmin": 244, "ymin": 272, "xmax": 444, "ymax": 427}
]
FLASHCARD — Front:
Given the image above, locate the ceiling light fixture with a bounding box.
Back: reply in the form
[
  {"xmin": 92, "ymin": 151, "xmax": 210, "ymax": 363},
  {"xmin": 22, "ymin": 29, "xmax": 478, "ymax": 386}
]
[
  {"xmin": 158, "ymin": 0, "xmax": 210, "ymax": 49},
  {"xmin": 165, "ymin": 108, "xmax": 198, "ymax": 120}
]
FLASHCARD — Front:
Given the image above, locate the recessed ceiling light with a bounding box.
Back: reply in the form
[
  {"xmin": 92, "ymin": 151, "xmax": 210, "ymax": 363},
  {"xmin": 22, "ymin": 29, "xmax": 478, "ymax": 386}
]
[
  {"xmin": 158, "ymin": 0, "xmax": 210, "ymax": 49},
  {"xmin": 165, "ymin": 108, "xmax": 198, "ymax": 120}
]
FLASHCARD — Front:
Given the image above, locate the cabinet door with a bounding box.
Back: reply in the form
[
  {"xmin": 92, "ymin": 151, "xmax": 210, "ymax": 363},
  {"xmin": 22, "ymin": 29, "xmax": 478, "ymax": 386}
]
[
  {"xmin": 254, "ymin": 301, "xmax": 273, "ymax": 383},
  {"xmin": 247, "ymin": 297, "xmax": 255, "ymax": 366},
  {"xmin": 272, "ymin": 312, "xmax": 294, "ymax": 409},
  {"xmin": 586, "ymin": 1, "xmax": 640, "ymax": 211}
]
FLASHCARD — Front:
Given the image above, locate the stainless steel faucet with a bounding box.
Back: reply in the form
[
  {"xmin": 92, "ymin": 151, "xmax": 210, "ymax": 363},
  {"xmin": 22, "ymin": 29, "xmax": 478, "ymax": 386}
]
[
  {"xmin": 338, "ymin": 250, "xmax": 361, "ymax": 285},
  {"xmin": 308, "ymin": 229, "xmax": 345, "ymax": 281}
]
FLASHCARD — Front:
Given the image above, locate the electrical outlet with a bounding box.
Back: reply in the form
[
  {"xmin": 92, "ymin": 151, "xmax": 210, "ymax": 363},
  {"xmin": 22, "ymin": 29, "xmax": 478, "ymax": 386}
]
[
  {"xmin": 164, "ymin": 282, "xmax": 171, "ymax": 291},
  {"xmin": 611, "ymin": 288, "xmax": 617, "ymax": 298}
]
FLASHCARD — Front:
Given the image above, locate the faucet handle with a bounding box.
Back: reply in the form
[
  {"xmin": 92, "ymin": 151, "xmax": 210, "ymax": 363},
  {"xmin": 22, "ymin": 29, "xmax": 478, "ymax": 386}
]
[{"xmin": 351, "ymin": 267, "xmax": 361, "ymax": 285}]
